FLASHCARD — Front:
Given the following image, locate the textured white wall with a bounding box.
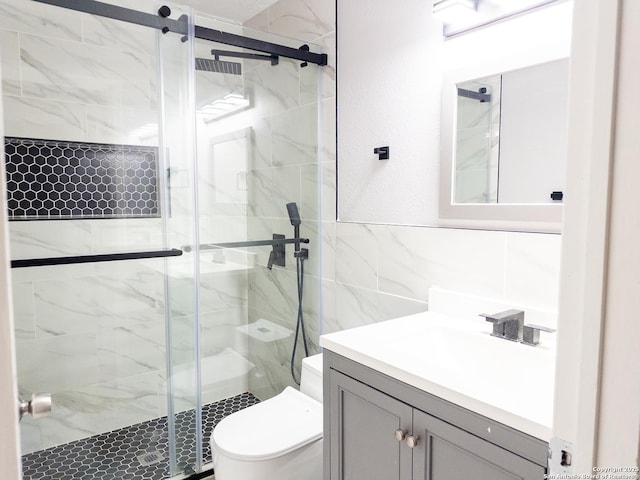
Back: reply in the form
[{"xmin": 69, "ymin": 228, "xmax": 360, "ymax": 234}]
[{"xmin": 337, "ymin": 0, "xmax": 441, "ymax": 225}]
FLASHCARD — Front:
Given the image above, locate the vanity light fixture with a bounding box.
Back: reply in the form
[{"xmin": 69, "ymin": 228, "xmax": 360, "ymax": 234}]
[
  {"xmin": 434, "ymin": 0, "xmax": 565, "ymax": 37},
  {"xmin": 433, "ymin": 0, "xmax": 478, "ymax": 24}
]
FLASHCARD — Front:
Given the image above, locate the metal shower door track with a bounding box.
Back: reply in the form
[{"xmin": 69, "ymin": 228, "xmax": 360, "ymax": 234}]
[{"xmin": 32, "ymin": 0, "xmax": 328, "ymax": 66}]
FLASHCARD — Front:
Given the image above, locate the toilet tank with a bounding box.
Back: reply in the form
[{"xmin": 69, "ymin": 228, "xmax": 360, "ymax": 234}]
[{"xmin": 299, "ymin": 353, "xmax": 323, "ymax": 403}]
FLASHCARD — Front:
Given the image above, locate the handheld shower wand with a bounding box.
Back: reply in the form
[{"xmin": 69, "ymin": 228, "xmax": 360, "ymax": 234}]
[
  {"xmin": 285, "ymin": 202, "xmax": 310, "ymax": 385},
  {"xmin": 286, "ymin": 202, "xmax": 302, "ymax": 252}
]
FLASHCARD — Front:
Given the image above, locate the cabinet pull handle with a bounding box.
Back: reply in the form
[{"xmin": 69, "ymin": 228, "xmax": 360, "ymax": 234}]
[
  {"xmin": 406, "ymin": 435, "xmax": 419, "ymax": 448},
  {"xmin": 394, "ymin": 429, "xmax": 407, "ymax": 442}
]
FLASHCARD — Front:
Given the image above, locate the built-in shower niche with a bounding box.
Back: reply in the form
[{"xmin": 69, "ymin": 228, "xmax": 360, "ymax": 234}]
[{"xmin": 4, "ymin": 137, "xmax": 160, "ymax": 220}]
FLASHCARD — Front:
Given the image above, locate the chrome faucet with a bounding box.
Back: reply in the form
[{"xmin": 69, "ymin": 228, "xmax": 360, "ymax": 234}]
[
  {"xmin": 480, "ymin": 309, "xmax": 556, "ymax": 346},
  {"xmin": 480, "ymin": 309, "xmax": 525, "ymax": 342}
]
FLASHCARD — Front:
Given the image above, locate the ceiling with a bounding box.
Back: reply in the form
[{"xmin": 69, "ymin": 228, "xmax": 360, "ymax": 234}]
[{"xmin": 179, "ymin": 0, "xmax": 279, "ymax": 23}]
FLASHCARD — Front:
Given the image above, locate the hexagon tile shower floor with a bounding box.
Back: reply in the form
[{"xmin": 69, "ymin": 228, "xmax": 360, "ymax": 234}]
[{"xmin": 21, "ymin": 393, "xmax": 259, "ymax": 480}]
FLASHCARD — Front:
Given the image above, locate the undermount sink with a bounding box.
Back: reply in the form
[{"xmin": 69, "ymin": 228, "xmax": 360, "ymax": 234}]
[{"xmin": 319, "ymin": 311, "xmax": 556, "ymax": 440}]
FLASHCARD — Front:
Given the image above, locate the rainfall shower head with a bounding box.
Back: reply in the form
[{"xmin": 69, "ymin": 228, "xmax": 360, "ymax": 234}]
[{"xmin": 195, "ymin": 57, "xmax": 242, "ymax": 75}]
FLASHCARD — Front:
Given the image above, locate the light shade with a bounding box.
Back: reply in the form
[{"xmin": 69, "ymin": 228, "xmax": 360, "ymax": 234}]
[{"xmin": 433, "ymin": 0, "xmax": 478, "ymax": 24}]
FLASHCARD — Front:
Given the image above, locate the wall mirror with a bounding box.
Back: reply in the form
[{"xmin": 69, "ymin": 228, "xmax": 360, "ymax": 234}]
[{"xmin": 439, "ymin": 56, "xmax": 569, "ymax": 233}]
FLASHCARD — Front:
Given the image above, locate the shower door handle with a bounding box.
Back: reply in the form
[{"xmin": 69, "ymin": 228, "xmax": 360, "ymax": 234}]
[{"xmin": 18, "ymin": 393, "xmax": 52, "ymax": 421}]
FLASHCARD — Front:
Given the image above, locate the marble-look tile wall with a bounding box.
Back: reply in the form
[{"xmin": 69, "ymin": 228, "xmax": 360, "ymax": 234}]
[{"xmin": 323, "ymin": 223, "xmax": 561, "ymax": 334}]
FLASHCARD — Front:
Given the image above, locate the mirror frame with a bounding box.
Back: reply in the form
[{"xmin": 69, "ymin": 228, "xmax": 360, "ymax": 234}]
[{"xmin": 439, "ymin": 48, "xmax": 569, "ymax": 233}]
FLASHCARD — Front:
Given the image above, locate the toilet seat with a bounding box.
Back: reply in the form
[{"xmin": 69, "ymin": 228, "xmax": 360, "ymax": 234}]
[{"xmin": 211, "ymin": 386, "xmax": 322, "ymax": 461}]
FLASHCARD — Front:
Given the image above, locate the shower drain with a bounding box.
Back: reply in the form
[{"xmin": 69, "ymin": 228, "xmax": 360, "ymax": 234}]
[{"xmin": 137, "ymin": 450, "xmax": 165, "ymax": 466}]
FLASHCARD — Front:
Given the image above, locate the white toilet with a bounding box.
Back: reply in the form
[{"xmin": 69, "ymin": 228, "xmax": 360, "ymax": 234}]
[{"xmin": 210, "ymin": 353, "xmax": 324, "ymax": 480}]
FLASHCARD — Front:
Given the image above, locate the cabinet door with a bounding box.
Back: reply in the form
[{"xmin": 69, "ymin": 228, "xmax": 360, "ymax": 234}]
[
  {"xmin": 329, "ymin": 370, "xmax": 413, "ymax": 480},
  {"xmin": 412, "ymin": 410, "xmax": 546, "ymax": 480}
]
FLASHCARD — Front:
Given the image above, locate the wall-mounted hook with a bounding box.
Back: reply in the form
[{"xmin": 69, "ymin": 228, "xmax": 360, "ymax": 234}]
[{"xmin": 374, "ymin": 146, "xmax": 390, "ymax": 160}]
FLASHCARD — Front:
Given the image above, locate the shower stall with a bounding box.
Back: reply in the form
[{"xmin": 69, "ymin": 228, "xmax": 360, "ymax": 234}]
[{"xmin": 3, "ymin": 0, "xmax": 325, "ymax": 478}]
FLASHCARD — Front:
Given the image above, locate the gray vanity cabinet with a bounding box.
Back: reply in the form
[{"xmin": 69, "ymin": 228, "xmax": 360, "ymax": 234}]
[
  {"xmin": 324, "ymin": 353, "xmax": 548, "ymax": 480},
  {"xmin": 412, "ymin": 410, "xmax": 544, "ymax": 479},
  {"xmin": 329, "ymin": 370, "xmax": 413, "ymax": 480}
]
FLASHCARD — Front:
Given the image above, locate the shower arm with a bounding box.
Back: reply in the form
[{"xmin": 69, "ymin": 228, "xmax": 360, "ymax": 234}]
[{"xmin": 183, "ymin": 237, "xmax": 309, "ymax": 253}]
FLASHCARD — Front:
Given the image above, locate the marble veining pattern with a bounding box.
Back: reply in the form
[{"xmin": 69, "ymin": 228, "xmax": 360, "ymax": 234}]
[
  {"xmin": 81, "ymin": 15, "xmax": 156, "ymax": 57},
  {"xmin": 0, "ymin": 0, "xmax": 82, "ymax": 42},
  {"xmin": 2, "ymin": 96, "xmax": 87, "ymax": 141},
  {"xmin": 271, "ymin": 103, "xmax": 319, "ymax": 167},
  {"xmin": 20, "ymin": 34, "xmax": 151, "ymax": 107},
  {"xmin": 0, "ymin": 29, "xmax": 21, "ymax": 96},
  {"xmin": 335, "ymin": 223, "xmax": 378, "ymax": 291},
  {"xmin": 268, "ymin": 0, "xmax": 334, "ymax": 42}
]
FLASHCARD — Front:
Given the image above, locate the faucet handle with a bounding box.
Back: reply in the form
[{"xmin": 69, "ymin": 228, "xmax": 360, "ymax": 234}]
[{"xmin": 522, "ymin": 324, "xmax": 556, "ymax": 346}]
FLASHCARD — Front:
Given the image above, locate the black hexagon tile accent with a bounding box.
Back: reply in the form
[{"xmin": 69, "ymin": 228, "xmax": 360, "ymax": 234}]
[
  {"xmin": 22, "ymin": 393, "xmax": 259, "ymax": 480},
  {"xmin": 4, "ymin": 137, "xmax": 160, "ymax": 220}
]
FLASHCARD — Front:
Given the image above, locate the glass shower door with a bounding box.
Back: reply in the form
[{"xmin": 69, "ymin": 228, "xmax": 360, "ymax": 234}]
[
  {"xmin": 191, "ymin": 12, "xmax": 324, "ymax": 452},
  {"xmin": 155, "ymin": 3, "xmax": 203, "ymax": 476},
  {"xmin": 3, "ymin": 1, "xmax": 201, "ymax": 478}
]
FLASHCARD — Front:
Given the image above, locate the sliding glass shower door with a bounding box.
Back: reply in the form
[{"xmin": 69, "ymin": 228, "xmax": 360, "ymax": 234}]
[
  {"xmin": 4, "ymin": 1, "xmax": 201, "ymax": 478},
  {"xmin": 156, "ymin": 3, "xmax": 203, "ymax": 476}
]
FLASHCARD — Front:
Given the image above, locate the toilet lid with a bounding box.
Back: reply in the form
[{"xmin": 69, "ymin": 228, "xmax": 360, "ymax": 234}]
[{"xmin": 211, "ymin": 387, "xmax": 322, "ymax": 461}]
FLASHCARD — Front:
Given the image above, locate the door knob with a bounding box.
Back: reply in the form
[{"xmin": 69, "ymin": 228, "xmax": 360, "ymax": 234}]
[
  {"xmin": 394, "ymin": 429, "xmax": 407, "ymax": 442},
  {"xmin": 406, "ymin": 435, "xmax": 419, "ymax": 448},
  {"xmin": 19, "ymin": 393, "xmax": 52, "ymax": 421}
]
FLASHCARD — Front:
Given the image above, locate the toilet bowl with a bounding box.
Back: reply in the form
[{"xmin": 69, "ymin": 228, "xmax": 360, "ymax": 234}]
[{"xmin": 211, "ymin": 353, "xmax": 324, "ymax": 480}]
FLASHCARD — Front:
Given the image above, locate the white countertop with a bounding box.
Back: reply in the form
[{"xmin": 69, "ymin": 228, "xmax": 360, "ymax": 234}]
[{"xmin": 320, "ymin": 311, "xmax": 555, "ymax": 441}]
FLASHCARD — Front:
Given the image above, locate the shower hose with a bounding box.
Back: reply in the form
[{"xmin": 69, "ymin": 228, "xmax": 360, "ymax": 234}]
[{"xmin": 290, "ymin": 253, "xmax": 309, "ymax": 385}]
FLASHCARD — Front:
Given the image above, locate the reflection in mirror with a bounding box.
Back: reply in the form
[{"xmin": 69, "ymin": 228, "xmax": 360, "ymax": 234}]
[
  {"xmin": 439, "ymin": 55, "xmax": 569, "ymax": 233},
  {"xmin": 454, "ymin": 76, "xmax": 500, "ymax": 203},
  {"xmin": 454, "ymin": 59, "xmax": 569, "ymax": 205}
]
